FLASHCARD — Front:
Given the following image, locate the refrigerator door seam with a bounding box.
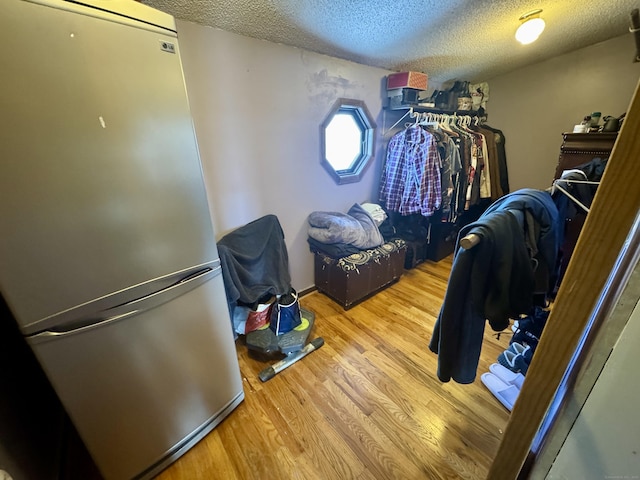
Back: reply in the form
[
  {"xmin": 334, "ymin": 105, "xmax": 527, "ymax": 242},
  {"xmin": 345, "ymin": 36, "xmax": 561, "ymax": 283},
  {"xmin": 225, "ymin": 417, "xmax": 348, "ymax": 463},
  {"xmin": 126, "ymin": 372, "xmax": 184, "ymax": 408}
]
[{"xmin": 23, "ymin": 0, "xmax": 177, "ymax": 34}]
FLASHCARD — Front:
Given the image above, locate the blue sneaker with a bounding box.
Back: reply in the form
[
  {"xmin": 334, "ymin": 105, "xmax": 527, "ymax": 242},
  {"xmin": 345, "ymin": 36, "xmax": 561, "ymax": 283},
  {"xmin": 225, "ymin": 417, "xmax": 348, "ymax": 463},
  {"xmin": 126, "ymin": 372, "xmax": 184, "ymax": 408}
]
[{"xmin": 517, "ymin": 306, "xmax": 549, "ymax": 338}]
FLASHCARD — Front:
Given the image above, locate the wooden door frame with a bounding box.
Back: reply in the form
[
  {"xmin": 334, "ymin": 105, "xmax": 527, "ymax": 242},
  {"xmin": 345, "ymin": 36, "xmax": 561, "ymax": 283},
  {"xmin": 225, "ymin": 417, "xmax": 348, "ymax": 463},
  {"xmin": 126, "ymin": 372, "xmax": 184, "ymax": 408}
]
[{"xmin": 488, "ymin": 78, "xmax": 640, "ymax": 479}]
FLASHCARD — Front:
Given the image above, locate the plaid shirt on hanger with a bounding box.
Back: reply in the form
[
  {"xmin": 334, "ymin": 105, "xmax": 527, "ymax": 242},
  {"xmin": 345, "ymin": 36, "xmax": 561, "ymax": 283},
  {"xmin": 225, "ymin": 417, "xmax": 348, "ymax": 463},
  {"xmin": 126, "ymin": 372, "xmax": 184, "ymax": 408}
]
[{"xmin": 379, "ymin": 125, "xmax": 442, "ymax": 216}]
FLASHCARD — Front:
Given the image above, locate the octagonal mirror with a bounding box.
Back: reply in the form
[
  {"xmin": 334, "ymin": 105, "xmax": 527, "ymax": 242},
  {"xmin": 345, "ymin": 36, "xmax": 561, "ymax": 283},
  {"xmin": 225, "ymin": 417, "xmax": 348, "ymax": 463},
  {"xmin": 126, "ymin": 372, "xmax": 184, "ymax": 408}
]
[{"xmin": 321, "ymin": 98, "xmax": 376, "ymax": 185}]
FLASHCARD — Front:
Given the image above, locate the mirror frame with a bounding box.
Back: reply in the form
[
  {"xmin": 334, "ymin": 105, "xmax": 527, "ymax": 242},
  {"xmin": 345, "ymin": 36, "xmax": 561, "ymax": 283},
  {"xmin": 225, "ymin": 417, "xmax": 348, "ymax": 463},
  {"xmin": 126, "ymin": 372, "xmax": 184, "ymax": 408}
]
[{"xmin": 320, "ymin": 98, "xmax": 376, "ymax": 185}]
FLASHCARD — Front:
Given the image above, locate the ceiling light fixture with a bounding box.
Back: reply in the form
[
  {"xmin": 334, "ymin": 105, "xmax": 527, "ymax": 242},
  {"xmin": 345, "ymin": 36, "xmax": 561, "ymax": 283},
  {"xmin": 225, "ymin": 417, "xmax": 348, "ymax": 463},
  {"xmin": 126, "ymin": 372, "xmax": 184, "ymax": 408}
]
[{"xmin": 515, "ymin": 9, "xmax": 545, "ymax": 45}]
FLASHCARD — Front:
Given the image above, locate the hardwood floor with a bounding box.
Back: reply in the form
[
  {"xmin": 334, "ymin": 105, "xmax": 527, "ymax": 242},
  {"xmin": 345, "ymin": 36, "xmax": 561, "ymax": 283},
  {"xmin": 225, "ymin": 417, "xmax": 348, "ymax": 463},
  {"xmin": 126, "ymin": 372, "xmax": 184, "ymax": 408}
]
[{"xmin": 157, "ymin": 257, "xmax": 512, "ymax": 480}]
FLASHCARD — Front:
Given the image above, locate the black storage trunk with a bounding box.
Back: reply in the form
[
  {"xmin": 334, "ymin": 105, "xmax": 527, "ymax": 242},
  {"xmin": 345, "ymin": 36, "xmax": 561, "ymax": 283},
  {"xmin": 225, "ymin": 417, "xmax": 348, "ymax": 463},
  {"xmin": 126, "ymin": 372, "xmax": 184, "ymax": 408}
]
[
  {"xmin": 427, "ymin": 221, "xmax": 457, "ymax": 262},
  {"xmin": 403, "ymin": 238, "xmax": 429, "ymax": 269},
  {"xmin": 314, "ymin": 239, "xmax": 406, "ymax": 309}
]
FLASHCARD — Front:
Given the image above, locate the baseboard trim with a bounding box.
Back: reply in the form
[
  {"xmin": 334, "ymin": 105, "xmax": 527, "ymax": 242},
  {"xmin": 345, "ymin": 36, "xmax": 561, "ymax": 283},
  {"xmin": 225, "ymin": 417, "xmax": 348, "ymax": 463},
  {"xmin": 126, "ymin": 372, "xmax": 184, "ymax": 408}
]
[{"xmin": 298, "ymin": 286, "xmax": 317, "ymax": 298}]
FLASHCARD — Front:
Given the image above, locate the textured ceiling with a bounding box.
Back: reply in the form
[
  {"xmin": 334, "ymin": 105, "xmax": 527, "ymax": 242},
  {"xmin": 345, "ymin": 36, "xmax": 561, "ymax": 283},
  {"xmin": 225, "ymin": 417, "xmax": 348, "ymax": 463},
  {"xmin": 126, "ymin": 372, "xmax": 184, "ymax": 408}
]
[{"xmin": 141, "ymin": 0, "xmax": 639, "ymax": 84}]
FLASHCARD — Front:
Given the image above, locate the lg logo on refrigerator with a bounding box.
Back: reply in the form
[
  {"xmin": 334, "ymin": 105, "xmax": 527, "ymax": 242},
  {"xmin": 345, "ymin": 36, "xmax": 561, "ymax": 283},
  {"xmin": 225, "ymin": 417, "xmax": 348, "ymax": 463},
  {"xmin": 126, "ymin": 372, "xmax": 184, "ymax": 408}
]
[{"xmin": 160, "ymin": 41, "xmax": 175, "ymax": 54}]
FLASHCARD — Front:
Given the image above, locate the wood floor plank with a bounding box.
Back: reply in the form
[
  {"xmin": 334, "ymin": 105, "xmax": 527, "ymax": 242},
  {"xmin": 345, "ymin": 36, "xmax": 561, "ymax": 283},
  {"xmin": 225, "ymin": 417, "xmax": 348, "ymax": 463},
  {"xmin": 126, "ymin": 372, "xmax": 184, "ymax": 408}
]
[
  {"xmin": 310, "ymin": 375, "xmax": 427, "ymax": 479},
  {"xmin": 279, "ymin": 368, "xmax": 369, "ymax": 479},
  {"xmin": 157, "ymin": 256, "xmax": 511, "ymax": 480}
]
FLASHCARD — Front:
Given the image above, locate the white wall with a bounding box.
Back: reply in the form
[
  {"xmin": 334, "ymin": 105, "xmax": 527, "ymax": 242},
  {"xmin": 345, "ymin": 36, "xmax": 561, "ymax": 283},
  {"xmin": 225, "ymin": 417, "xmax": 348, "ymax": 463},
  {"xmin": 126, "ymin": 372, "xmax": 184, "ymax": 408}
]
[
  {"xmin": 176, "ymin": 20, "xmax": 393, "ymax": 291},
  {"xmin": 488, "ymin": 34, "xmax": 640, "ymax": 191},
  {"xmin": 177, "ymin": 23, "xmax": 640, "ymax": 291},
  {"xmin": 545, "ymin": 291, "xmax": 640, "ymax": 479}
]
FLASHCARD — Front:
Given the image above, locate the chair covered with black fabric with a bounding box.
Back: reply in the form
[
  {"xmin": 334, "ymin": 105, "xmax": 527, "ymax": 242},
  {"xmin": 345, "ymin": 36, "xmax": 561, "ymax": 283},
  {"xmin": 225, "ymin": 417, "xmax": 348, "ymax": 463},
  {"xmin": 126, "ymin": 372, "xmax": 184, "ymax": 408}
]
[
  {"xmin": 217, "ymin": 215, "xmax": 321, "ymax": 375},
  {"xmin": 217, "ymin": 214, "xmax": 292, "ymax": 327}
]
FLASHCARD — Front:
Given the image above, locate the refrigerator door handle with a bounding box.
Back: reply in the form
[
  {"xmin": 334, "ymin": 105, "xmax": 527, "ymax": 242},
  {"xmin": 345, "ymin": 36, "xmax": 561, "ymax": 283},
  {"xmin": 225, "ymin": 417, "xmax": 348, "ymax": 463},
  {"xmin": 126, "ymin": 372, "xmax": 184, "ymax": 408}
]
[
  {"xmin": 28, "ymin": 266, "xmax": 221, "ymax": 342},
  {"xmin": 114, "ymin": 266, "xmax": 215, "ymax": 308}
]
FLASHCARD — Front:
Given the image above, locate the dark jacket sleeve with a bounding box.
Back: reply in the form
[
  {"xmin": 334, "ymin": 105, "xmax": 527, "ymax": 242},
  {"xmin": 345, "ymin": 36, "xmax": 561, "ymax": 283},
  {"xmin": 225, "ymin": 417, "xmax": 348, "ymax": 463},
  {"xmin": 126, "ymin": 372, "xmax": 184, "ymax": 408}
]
[
  {"xmin": 429, "ymin": 247, "xmax": 487, "ymax": 384},
  {"xmin": 480, "ymin": 211, "xmax": 535, "ymax": 330}
]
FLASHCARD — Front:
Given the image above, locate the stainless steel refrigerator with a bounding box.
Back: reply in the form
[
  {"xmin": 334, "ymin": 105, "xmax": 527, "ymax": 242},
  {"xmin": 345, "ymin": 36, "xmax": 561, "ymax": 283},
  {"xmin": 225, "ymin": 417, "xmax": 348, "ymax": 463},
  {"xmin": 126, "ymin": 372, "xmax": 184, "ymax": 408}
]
[{"xmin": 0, "ymin": 1, "xmax": 244, "ymax": 479}]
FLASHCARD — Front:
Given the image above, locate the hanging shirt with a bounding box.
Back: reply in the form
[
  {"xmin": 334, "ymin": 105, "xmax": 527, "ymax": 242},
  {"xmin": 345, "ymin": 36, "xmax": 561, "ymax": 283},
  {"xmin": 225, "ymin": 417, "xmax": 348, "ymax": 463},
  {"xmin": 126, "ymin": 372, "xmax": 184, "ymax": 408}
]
[
  {"xmin": 439, "ymin": 133, "xmax": 462, "ymax": 221},
  {"xmin": 450, "ymin": 126, "xmax": 471, "ymax": 215},
  {"xmin": 475, "ymin": 130, "xmax": 491, "ymax": 199},
  {"xmin": 380, "ymin": 125, "xmax": 442, "ymax": 216},
  {"xmin": 463, "ymin": 127, "xmax": 491, "ymax": 205},
  {"xmin": 465, "ymin": 134, "xmax": 478, "ymax": 208}
]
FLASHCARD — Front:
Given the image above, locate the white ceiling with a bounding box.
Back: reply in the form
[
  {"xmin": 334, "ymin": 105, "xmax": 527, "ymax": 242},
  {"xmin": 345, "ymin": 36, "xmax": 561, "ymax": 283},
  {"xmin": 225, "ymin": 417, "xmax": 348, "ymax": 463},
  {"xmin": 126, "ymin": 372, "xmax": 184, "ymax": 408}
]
[{"xmin": 141, "ymin": 0, "xmax": 640, "ymax": 84}]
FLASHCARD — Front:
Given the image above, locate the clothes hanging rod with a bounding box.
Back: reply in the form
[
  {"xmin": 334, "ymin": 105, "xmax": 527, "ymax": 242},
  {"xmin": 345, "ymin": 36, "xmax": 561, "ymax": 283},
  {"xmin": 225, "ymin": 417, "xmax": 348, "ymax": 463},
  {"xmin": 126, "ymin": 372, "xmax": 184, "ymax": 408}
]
[
  {"xmin": 460, "ymin": 233, "xmax": 481, "ymax": 249},
  {"xmin": 554, "ymin": 179, "xmax": 600, "ymax": 185},
  {"xmin": 398, "ymin": 106, "xmax": 482, "ymax": 116},
  {"xmin": 459, "ymin": 209, "xmax": 524, "ymax": 250}
]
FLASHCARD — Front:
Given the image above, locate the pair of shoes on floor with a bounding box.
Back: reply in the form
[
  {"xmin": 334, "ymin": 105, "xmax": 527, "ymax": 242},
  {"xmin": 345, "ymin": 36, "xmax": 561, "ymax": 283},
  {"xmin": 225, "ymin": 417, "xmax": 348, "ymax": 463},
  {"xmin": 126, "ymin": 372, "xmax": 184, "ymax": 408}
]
[
  {"xmin": 481, "ymin": 363, "xmax": 525, "ymax": 411},
  {"xmin": 514, "ymin": 306, "xmax": 549, "ymax": 343},
  {"xmin": 511, "ymin": 328, "xmax": 540, "ymax": 350},
  {"xmin": 498, "ymin": 342, "xmax": 533, "ymax": 376},
  {"xmin": 511, "ymin": 313, "xmax": 546, "ymax": 351}
]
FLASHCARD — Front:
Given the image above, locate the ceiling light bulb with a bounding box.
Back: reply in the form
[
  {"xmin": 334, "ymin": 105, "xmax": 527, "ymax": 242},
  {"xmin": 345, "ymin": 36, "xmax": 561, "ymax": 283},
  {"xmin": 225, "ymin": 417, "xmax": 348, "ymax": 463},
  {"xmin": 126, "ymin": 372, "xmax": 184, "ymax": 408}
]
[{"xmin": 516, "ymin": 12, "xmax": 545, "ymax": 45}]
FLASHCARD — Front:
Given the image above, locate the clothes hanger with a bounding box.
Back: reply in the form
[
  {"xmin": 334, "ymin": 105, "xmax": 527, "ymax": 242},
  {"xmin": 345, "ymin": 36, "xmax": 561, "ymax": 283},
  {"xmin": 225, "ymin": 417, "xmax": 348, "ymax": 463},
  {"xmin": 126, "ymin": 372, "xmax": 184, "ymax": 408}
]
[
  {"xmin": 550, "ymin": 177, "xmax": 600, "ymax": 214},
  {"xmin": 419, "ymin": 112, "xmax": 439, "ymax": 127},
  {"xmin": 438, "ymin": 113, "xmax": 454, "ymax": 133},
  {"xmin": 552, "ymin": 183, "xmax": 591, "ymax": 213},
  {"xmin": 402, "ymin": 109, "xmax": 421, "ymax": 129},
  {"xmin": 386, "ymin": 108, "xmax": 414, "ymax": 134}
]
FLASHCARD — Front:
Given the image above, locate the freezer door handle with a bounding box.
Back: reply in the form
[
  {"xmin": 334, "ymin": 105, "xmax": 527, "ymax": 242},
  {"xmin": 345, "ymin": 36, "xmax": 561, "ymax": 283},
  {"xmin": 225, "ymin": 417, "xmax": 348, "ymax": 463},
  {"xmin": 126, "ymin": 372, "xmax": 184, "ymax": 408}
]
[{"xmin": 28, "ymin": 266, "xmax": 221, "ymax": 343}]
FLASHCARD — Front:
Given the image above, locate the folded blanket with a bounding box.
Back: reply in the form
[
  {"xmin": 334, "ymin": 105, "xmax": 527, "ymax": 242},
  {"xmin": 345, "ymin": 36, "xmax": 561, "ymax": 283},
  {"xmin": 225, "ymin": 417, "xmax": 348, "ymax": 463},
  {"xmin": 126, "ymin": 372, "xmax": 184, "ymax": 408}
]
[
  {"xmin": 307, "ymin": 237, "xmax": 361, "ymax": 258},
  {"xmin": 308, "ymin": 203, "xmax": 384, "ymax": 249}
]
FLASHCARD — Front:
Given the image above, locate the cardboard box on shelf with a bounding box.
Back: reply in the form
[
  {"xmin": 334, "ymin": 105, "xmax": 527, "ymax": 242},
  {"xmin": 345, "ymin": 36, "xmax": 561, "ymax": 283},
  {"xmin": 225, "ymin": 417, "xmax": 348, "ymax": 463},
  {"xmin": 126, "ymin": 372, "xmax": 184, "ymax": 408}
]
[{"xmin": 387, "ymin": 71, "xmax": 428, "ymax": 91}]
